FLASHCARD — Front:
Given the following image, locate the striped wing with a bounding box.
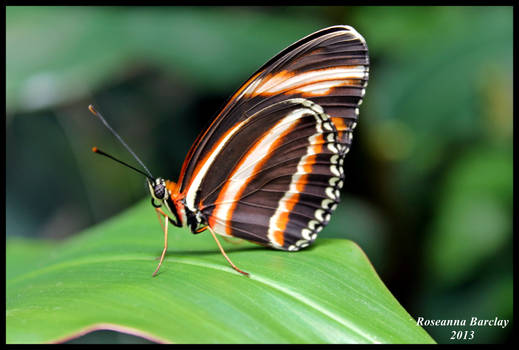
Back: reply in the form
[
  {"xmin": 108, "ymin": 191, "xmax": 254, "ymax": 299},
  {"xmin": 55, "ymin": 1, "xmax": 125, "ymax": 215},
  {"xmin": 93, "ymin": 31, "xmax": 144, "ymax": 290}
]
[
  {"xmin": 179, "ymin": 25, "xmax": 369, "ymax": 193},
  {"xmin": 178, "ymin": 25, "xmax": 369, "ymax": 249},
  {"xmin": 199, "ymin": 99, "xmax": 344, "ymax": 250}
]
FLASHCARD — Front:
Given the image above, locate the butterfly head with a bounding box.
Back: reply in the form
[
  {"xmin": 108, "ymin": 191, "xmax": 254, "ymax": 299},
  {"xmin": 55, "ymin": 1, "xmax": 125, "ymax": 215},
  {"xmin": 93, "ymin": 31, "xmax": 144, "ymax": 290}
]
[{"xmin": 147, "ymin": 177, "xmax": 185, "ymax": 228}]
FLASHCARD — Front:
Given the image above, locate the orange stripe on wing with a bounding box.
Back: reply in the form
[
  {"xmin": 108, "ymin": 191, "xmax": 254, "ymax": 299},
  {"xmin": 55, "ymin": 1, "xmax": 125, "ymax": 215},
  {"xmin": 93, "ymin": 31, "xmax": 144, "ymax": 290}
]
[
  {"xmin": 296, "ymin": 79, "xmax": 363, "ymax": 97},
  {"xmin": 268, "ymin": 134, "xmax": 324, "ymax": 247},
  {"xmin": 269, "ymin": 173, "xmax": 308, "ymax": 246},
  {"xmin": 331, "ymin": 116, "xmax": 348, "ymax": 141},
  {"xmin": 248, "ymin": 66, "xmax": 366, "ymax": 98}
]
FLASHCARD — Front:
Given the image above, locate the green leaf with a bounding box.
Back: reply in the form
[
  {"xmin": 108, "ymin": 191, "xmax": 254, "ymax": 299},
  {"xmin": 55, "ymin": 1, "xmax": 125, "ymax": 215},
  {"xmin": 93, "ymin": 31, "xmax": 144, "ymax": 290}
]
[{"xmin": 6, "ymin": 201, "xmax": 434, "ymax": 344}]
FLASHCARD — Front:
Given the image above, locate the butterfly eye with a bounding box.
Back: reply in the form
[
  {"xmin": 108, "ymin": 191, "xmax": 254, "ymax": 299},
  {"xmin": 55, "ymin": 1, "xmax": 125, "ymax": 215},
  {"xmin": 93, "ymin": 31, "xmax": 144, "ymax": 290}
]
[
  {"xmin": 154, "ymin": 184, "xmax": 165, "ymax": 199},
  {"xmin": 153, "ymin": 178, "xmax": 168, "ymax": 200}
]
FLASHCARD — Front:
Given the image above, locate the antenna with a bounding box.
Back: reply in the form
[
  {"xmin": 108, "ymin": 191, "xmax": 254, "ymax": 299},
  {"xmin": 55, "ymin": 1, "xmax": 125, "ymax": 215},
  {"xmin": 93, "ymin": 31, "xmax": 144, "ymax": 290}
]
[
  {"xmin": 88, "ymin": 104, "xmax": 154, "ymax": 179},
  {"xmin": 92, "ymin": 146, "xmax": 152, "ymax": 179}
]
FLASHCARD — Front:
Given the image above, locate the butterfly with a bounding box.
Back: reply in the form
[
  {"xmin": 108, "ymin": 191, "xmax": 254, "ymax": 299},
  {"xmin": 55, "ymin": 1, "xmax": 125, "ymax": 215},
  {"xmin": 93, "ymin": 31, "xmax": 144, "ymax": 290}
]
[{"xmin": 90, "ymin": 25, "xmax": 369, "ymax": 277}]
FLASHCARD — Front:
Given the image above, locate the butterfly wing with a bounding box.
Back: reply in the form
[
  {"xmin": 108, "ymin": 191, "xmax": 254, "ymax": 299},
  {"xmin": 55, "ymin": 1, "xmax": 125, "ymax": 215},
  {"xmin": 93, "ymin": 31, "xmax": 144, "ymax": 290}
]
[
  {"xmin": 178, "ymin": 26, "xmax": 369, "ymax": 249},
  {"xmin": 199, "ymin": 99, "xmax": 343, "ymax": 250}
]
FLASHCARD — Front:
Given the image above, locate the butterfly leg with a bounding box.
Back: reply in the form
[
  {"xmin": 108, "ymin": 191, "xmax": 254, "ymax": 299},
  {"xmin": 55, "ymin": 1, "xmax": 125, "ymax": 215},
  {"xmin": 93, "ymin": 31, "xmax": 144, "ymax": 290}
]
[
  {"xmin": 206, "ymin": 226, "xmax": 249, "ymax": 277},
  {"xmin": 152, "ymin": 207, "xmax": 169, "ymax": 277},
  {"xmin": 155, "ymin": 207, "xmax": 166, "ymax": 232},
  {"xmin": 153, "ymin": 208, "xmax": 167, "ymax": 260}
]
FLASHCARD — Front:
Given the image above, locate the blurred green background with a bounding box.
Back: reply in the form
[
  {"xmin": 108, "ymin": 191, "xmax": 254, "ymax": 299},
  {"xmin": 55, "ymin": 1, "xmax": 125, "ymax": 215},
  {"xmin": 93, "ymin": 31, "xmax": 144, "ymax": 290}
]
[{"xmin": 6, "ymin": 6, "xmax": 512, "ymax": 344}]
